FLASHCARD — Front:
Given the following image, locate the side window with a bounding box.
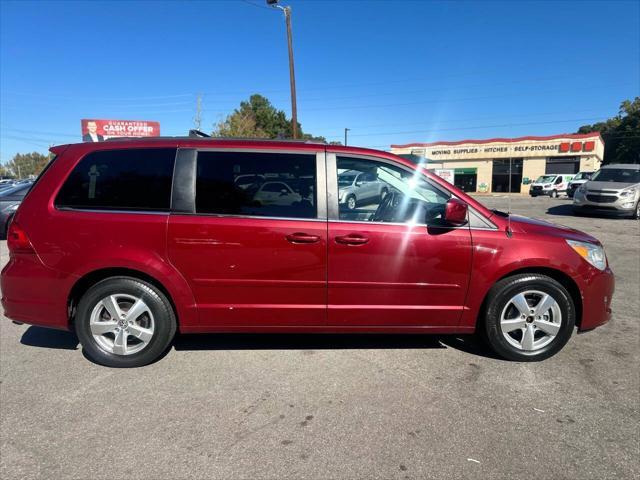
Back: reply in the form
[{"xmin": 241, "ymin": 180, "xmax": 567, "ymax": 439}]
[
  {"xmin": 55, "ymin": 148, "xmax": 176, "ymax": 211},
  {"xmin": 196, "ymin": 151, "xmax": 317, "ymax": 219},
  {"xmin": 336, "ymin": 156, "xmax": 450, "ymax": 224},
  {"xmin": 555, "ymin": 176, "xmax": 562, "ymax": 184}
]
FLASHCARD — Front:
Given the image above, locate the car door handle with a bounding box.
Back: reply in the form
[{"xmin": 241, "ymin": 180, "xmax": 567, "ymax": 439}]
[
  {"xmin": 286, "ymin": 232, "xmax": 321, "ymax": 244},
  {"xmin": 335, "ymin": 234, "xmax": 369, "ymax": 245}
]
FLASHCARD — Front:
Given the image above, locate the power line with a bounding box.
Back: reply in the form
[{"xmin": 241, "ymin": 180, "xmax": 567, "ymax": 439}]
[
  {"xmin": 299, "ymin": 82, "xmax": 637, "ymax": 113},
  {"xmin": 334, "ymin": 117, "xmax": 608, "ymax": 138},
  {"xmin": 2, "ymin": 92, "xmax": 194, "ymax": 101}
]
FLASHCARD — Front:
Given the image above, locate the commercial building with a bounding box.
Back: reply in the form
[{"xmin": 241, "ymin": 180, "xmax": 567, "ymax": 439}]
[{"xmin": 391, "ymin": 132, "xmax": 604, "ymax": 194}]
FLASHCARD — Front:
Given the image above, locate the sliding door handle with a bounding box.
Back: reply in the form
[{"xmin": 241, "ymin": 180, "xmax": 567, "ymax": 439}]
[
  {"xmin": 286, "ymin": 232, "xmax": 321, "ymax": 244},
  {"xmin": 335, "ymin": 234, "xmax": 369, "ymax": 245}
]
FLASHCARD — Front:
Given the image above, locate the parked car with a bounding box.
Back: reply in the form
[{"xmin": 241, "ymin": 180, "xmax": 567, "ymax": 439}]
[
  {"xmin": 573, "ymin": 164, "xmax": 640, "ymax": 218},
  {"xmin": 529, "ymin": 174, "xmax": 574, "ymax": 198},
  {"xmin": 566, "ymin": 171, "xmax": 594, "ymax": 198},
  {"xmin": 252, "ymin": 181, "xmax": 302, "ymax": 206},
  {"xmin": 0, "ymin": 182, "xmax": 33, "ymax": 239},
  {"xmin": 1, "ymin": 139, "xmax": 614, "ymax": 367},
  {"xmin": 338, "ymin": 170, "xmax": 390, "ymax": 210}
]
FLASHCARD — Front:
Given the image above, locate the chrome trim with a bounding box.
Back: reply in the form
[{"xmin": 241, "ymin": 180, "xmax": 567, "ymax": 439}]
[
  {"xmin": 316, "ymin": 151, "xmax": 327, "ymax": 219},
  {"xmin": 55, "ymin": 207, "xmax": 169, "ymax": 216},
  {"xmin": 327, "ymin": 219, "xmax": 469, "ymax": 230},
  {"xmin": 326, "ymin": 153, "xmax": 339, "ymax": 219},
  {"xmin": 169, "ymin": 212, "xmax": 326, "ymax": 223},
  {"xmin": 193, "ymin": 147, "xmax": 323, "ymax": 155}
]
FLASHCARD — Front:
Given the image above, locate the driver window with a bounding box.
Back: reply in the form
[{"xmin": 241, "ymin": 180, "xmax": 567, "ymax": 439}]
[{"xmin": 336, "ymin": 156, "xmax": 450, "ymax": 224}]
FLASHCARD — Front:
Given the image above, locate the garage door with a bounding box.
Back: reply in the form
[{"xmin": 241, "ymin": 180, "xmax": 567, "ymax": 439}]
[{"xmin": 545, "ymin": 157, "xmax": 579, "ymax": 174}]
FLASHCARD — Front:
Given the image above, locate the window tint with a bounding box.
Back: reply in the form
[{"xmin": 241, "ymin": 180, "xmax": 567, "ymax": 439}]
[
  {"xmin": 55, "ymin": 148, "xmax": 176, "ymax": 211},
  {"xmin": 196, "ymin": 151, "xmax": 317, "ymax": 219},
  {"xmin": 336, "ymin": 156, "xmax": 450, "ymax": 225}
]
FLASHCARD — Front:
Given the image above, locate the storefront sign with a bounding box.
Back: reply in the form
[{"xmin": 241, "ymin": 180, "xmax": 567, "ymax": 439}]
[
  {"xmin": 434, "ymin": 169, "xmax": 455, "ymax": 184},
  {"xmin": 415, "ymin": 140, "xmax": 598, "ymax": 160}
]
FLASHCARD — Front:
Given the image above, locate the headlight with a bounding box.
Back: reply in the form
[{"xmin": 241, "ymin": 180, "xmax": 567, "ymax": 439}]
[
  {"xmin": 619, "ymin": 186, "xmax": 639, "ymax": 198},
  {"xmin": 566, "ymin": 240, "xmax": 607, "ymax": 270}
]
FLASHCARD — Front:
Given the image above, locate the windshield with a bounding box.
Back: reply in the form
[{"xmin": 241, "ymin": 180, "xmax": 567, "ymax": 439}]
[
  {"xmin": 591, "ymin": 168, "xmax": 640, "ymax": 183},
  {"xmin": 338, "ymin": 174, "xmax": 356, "ymax": 186},
  {"xmin": 573, "ymin": 172, "xmax": 592, "ymax": 181},
  {"xmin": 535, "ymin": 175, "xmax": 556, "ymax": 183}
]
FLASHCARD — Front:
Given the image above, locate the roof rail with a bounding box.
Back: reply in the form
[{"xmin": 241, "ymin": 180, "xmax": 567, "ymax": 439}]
[
  {"xmin": 188, "ymin": 129, "xmax": 211, "ymax": 138},
  {"xmin": 104, "ymin": 135, "xmax": 327, "ymax": 145}
]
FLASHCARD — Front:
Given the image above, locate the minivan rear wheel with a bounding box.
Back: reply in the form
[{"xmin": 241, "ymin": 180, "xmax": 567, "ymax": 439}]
[
  {"xmin": 75, "ymin": 277, "xmax": 176, "ymax": 367},
  {"xmin": 482, "ymin": 274, "xmax": 575, "ymax": 361}
]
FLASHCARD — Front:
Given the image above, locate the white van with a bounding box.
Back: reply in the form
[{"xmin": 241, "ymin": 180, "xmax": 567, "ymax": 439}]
[{"xmin": 529, "ymin": 174, "xmax": 575, "ymax": 198}]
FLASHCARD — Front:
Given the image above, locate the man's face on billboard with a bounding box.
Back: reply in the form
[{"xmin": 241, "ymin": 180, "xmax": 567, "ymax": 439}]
[{"xmin": 87, "ymin": 122, "xmax": 97, "ymax": 134}]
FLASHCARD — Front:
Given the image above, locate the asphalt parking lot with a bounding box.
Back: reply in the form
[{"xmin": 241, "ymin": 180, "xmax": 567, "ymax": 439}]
[{"xmin": 1, "ymin": 195, "xmax": 638, "ymax": 480}]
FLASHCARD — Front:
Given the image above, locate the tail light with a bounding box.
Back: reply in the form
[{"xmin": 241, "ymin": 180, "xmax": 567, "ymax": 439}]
[{"xmin": 7, "ymin": 221, "xmax": 35, "ymax": 254}]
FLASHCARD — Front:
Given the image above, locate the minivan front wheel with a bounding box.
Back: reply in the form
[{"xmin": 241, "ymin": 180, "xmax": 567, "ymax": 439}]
[
  {"xmin": 75, "ymin": 277, "xmax": 176, "ymax": 367},
  {"xmin": 483, "ymin": 274, "xmax": 575, "ymax": 361}
]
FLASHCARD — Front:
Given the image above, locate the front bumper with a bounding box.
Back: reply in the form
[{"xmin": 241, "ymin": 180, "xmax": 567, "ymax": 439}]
[
  {"xmin": 573, "ymin": 193, "xmax": 637, "ymax": 216},
  {"xmin": 577, "ymin": 266, "xmax": 615, "ymax": 331},
  {"xmin": 529, "ymin": 187, "xmax": 553, "ymax": 196}
]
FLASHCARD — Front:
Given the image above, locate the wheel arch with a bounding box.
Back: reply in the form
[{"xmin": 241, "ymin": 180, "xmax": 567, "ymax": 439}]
[
  {"xmin": 67, "ymin": 267, "xmax": 180, "ymax": 329},
  {"xmin": 476, "ymin": 266, "xmax": 583, "ymax": 330}
]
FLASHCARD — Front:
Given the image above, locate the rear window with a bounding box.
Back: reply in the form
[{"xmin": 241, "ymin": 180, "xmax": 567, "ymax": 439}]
[{"xmin": 55, "ymin": 148, "xmax": 176, "ymax": 211}]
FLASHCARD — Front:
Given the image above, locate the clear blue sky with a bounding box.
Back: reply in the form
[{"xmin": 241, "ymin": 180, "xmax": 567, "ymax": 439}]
[{"xmin": 1, "ymin": 0, "xmax": 639, "ymax": 163}]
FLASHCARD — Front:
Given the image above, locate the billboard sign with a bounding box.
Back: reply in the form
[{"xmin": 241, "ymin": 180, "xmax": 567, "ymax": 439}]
[{"xmin": 81, "ymin": 119, "xmax": 160, "ymax": 142}]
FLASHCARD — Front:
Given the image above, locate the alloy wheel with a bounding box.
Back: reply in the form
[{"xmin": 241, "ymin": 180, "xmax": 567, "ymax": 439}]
[
  {"xmin": 89, "ymin": 294, "xmax": 155, "ymax": 356},
  {"xmin": 500, "ymin": 290, "xmax": 562, "ymax": 352}
]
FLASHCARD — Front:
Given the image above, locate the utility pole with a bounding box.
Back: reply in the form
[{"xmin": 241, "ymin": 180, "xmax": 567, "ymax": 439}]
[
  {"xmin": 344, "ymin": 128, "xmax": 350, "ymax": 146},
  {"xmin": 268, "ymin": 1, "xmax": 298, "ymax": 139},
  {"xmin": 193, "ymin": 93, "xmax": 203, "ymax": 131}
]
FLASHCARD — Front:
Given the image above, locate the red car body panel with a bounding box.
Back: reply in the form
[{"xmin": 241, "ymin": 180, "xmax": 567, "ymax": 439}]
[
  {"xmin": 167, "ymin": 215, "xmax": 327, "ymax": 331},
  {"xmin": 327, "ymin": 221, "xmax": 472, "ymax": 327},
  {"xmin": 1, "ymin": 139, "xmax": 614, "ymax": 336}
]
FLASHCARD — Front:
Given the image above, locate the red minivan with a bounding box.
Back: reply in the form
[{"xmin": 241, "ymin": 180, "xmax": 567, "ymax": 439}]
[{"xmin": 1, "ymin": 138, "xmax": 614, "ymax": 367}]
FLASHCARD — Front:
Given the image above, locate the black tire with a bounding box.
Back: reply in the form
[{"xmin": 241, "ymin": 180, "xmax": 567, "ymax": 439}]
[
  {"xmin": 634, "ymin": 201, "xmax": 640, "ymax": 220},
  {"xmin": 346, "ymin": 194, "xmax": 357, "ymax": 210},
  {"xmin": 550, "ymin": 190, "xmax": 558, "ymax": 198},
  {"xmin": 75, "ymin": 276, "xmax": 177, "ymax": 368},
  {"xmin": 482, "ymin": 274, "xmax": 575, "ymax": 362}
]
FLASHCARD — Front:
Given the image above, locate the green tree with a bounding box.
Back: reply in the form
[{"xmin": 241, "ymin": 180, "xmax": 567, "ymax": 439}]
[
  {"xmin": 0, "ymin": 163, "xmax": 12, "ymax": 178},
  {"xmin": 577, "ymin": 97, "xmax": 640, "ymax": 164},
  {"xmin": 5, "ymin": 152, "xmax": 51, "ymax": 178},
  {"xmin": 213, "ymin": 94, "xmax": 326, "ymax": 142}
]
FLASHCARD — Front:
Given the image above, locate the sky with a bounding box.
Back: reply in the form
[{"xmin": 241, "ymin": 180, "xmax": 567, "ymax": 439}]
[{"xmin": 1, "ymin": 0, "xmax": 639, "ymax": 163}]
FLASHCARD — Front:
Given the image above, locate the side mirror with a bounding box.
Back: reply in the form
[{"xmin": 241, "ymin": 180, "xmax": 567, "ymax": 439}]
[
  {"xmin": 280, "ymin": 189, "xmax": 288, "ymax": 196},
  {"xmin": 444, "ymin": 198, "xmax": 468, "ymax": 226}
]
